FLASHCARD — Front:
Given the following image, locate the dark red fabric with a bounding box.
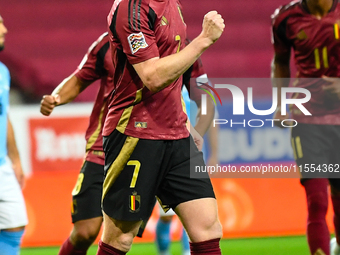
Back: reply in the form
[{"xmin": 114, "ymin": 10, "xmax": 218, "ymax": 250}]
[
  {"xmin": 96, "ymin": 241, "xmax": 126, "ymax": 255},
  {"xmin": 303, "ymin": 178, "xmax": 330, "ymax": 255},
  {"xmin": 190, "ymin": 238, "xmax": 221, "ymax": 255},
  {"xmin": 58, "ymin": 238, "xmax": 87, "ymax": 255}
]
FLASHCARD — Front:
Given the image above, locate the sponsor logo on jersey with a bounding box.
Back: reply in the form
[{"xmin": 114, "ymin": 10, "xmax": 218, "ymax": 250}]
[
  {"xmin": 134, "ymin": 122, "xmax": 147, "ymax": 128},
  {"xmin": 128, "ymin": 32, "xmax": 148, "ymax": 54}
]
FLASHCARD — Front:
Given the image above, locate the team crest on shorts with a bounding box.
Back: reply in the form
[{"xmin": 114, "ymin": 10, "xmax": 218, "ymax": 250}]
[
  {"xmin": 129, "ymin": 192, "xmax": 141, "ymax": 213},
  {"xmin": 127, "ymin": 32, "xmax": 148, "ymax": 54}
]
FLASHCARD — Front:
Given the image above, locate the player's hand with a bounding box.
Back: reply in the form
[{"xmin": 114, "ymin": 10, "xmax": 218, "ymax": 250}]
[
  {"xmin": 12, "ymin": 162, "xmax": 25, "ymax": 189},
  {"xmin": 190, "ymin": 127, "xmax": 204, "ymax": 151},
  {"xmin": 40, "ymin": 94, "xmax": 60, "ymax": 116},
  {"xmin": 322, "ymin": 76, "xmax": 340, "ymax": 101},
  {"xmin": 201, "ymin": 11, "xmax": 225, "ymax": 45},
  {"xmin": 273, "ymin": 106, "xmax": 290, "ymax": 128}
]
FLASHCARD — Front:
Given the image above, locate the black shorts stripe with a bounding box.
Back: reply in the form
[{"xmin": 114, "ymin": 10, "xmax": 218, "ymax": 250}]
[{"xmin": 102, "ymin": 136, "xmax": 139, "ymax": 201}]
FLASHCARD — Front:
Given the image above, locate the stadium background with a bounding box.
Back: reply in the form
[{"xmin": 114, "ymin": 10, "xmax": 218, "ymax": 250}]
[{"xmin": 0, "ymin": 0, "xmax": 334, "ymax": 254}]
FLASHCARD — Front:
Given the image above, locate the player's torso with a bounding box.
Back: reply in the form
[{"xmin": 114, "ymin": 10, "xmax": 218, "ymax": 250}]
[
  {"xmin": 284, "ymin": 1, "xmax": 340, "ymax": 77},
  {"xmin": 105, "ymin": 0, "xmax": 189, "ymax": 140},
  {"xmin": 150, "ymin": 0, "xmax": 187, "ymax": 57},
  {"xmin": 275, "ymin": 0, "xmax": 340, "ymax": 121},
  {"xmin": 0, "ymin": 62, "xmax": 9, "ymax": 164},
  {"xmin": 83, "ymin": 34, "xmax": 114, "ymax": 164}
]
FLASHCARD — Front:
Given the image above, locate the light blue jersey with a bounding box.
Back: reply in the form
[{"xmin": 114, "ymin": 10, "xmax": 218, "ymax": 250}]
[
  {"xmin": 0, "ymin": 62, "xmax": 10, "ymax": 165},
  {"xmin": 182, "ymin": 85, "xmax": 191, "ymax": 117}
]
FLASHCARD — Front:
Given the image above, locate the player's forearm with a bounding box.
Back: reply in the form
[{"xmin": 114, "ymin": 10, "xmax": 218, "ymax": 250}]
[
  {"xmin": 6, "ymin": 117, "xmax": 21, "ymax": 166},
  {"xmin": 194, "ymin": 97, "xmax": 215, "ymax": 137},
  {"xmin": 134, "ymin": 36, "xmax": 212, "ymax": 93},
  {"xmin": 52, "ymin": 75, "xmax": 90, "ymax": 105}
]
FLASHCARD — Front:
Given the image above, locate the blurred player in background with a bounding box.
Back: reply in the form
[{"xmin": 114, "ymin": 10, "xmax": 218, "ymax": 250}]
[
  {"xmin": 97, "ymin": 0, "xmax": 224, "ymax": 254},
  {"xmin": 155, "ymin": 55, "xmax": 215, "ymax": 255},
  {"xmin": 0, "ymin": 14, "xmax": 28, "ymax": 255},
  {"xmin": 40, "ymin": 32, "xmax": 114, "ymax": 255},
  {"xmin": 271, "ymin": 1, "xmax": 340, "ymax": 254}
]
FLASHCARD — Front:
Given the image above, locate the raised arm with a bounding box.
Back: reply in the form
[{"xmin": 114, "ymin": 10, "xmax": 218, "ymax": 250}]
[{"xmin": 133, "ymin": 11, "xmax": 225, "ymax": 93}]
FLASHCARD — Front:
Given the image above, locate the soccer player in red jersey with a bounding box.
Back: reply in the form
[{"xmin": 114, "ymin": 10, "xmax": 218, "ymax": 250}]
[
  {"xmin": 40, "ymin": 32, "xmax": 114, "ymax": 255},
  {"xmin": 97, "ymin": 0, "xmax": 224, "ymax": 254},
  {"xmin": 272, "ymin": 1, "xmax": 340, "ymax": 254},
  {"xmin": 40, "ymin": 30, "xmax": 215, "ymax": 255}
]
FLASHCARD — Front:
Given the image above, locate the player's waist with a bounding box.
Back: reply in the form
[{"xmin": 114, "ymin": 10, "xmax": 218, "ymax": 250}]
[
  {"xmin": 121, "ymin": 127, "xmax": 190, "ymax": 140},
  {"xmin": 103, "ymin": 121, "xmax": 190, "ymax": 140},
  {"xmin": 85, "ymin": 150, "xmax": 105, "ymax": 166}
]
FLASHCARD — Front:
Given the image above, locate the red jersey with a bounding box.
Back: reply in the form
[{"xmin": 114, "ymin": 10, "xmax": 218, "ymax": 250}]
[
  {"xmin": 104, "ymin": 0, "xmax": 188, "ymax": 139},
  {"xmin": 74, "ymin": 32, "xmax": 114, "ymax": 165},
  {"xmin": 272, "ymin": 0, "xmax": 340, "ymax": 124}
]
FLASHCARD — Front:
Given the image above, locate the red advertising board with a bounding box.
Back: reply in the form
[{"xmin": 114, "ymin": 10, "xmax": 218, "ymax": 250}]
[{"xmin": 29, "ymin": 117, "xmax": 89, "ymax": 172}]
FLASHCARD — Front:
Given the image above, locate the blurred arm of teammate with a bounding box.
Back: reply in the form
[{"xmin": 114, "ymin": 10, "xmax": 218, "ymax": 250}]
[
  {"xmin": 322, "ymin": 76, "xmax": 340, "ymax": 101},
  {"xmin": 193, "ymin": 96, "xmax": 214, "ymax": 137},
  {"xmin": 133, "ymin": 11, "xmax": 225, "ymax": 93},
  {"xmin": 186, "ymin": 119, "xmax": 204, "ymax": 151},
  {"xmin": 271, "ymin": 51, "xmax": 291, "ymax": 128},
  {"xmin": 187, "ymin": 79, "xmax": 214, "ymax": 151},
  {"xmin": 7, "ymin": 117, "xmax": 25, "ymax": 189},
  {"xmin": 40, "ymin": 75, "xmax": 92, "ymax": 116}
]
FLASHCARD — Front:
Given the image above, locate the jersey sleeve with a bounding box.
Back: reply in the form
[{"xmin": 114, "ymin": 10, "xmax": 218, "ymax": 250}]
[
  {"xmin": 110, "ymin": 0, "xmax": 159, "ymax": 65},
  {"xmin": 271, "ymin": 6, "xmax": 291, "ymax": 55},
  {"xmin": 74, "ymin": 33, "xmax": 109, "ymax": 82}
]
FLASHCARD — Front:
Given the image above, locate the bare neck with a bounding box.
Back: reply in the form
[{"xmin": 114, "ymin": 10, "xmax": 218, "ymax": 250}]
[{"xmin": 305, "ymin": 0, "xmax": 334, "ymax": 18}]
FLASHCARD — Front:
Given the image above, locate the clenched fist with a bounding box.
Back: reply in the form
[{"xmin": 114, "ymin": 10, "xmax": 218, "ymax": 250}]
[
  {"xmin": 40, "ymin": 94, "xmax": 61, "ymax": 116},
  {"xmin": 201, "ymin": 11, "xmax": 225, "ymax": 45}
]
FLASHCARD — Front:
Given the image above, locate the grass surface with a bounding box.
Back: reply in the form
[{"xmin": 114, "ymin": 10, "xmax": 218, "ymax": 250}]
[{"xmin": 21, "ymin": 235, "xmax": 311, "ymax": 255}]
